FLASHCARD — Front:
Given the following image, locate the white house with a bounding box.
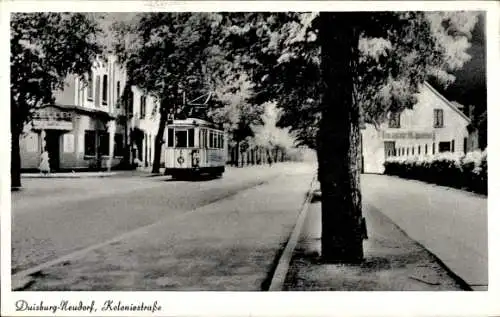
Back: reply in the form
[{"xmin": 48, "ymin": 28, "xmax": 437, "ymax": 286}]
[
  {"xmin": 19, "ymin": 55, "xmax": 163, "ymax": 171},
  {"xmin": 361, "ymin": 82, "xmax": 479, "ymax": 174}
]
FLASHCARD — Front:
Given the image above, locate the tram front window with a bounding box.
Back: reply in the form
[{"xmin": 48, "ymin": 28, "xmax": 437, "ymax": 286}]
[
  {"xmin": 174, "ymin": 129, "xmax": 195, "ymax": 148},
  {"xmin": 175, "ymin": 130, "xmax": 188, "ymax": 147}
]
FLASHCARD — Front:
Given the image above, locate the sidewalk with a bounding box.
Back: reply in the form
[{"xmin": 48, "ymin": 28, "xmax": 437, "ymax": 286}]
[
  {"xmin": 282, "ymin": 188, "xmax": 468, "ymax": 291},
  {"xmin": 15, "ymin": 164, "xmax": 315, "ymax": 291},
  {"xmin": 21, "ymin": 171, "xmax": 119, "ymax": 178}
]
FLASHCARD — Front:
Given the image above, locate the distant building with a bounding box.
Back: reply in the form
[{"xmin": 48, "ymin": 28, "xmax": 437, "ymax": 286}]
[
  {"xmin": 361, "ymin": 82, "xmax": 479, "ymax": 174},
  {"xmin": 19, "ymin": 55, "xmax": 162, "ymax": 172},
  {"xmin": 126, "ymin": 85, "xmax": 161, "ymax": 168}
]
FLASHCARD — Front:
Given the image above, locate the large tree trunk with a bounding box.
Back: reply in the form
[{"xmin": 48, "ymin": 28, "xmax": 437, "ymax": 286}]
[
  {"xmin": 11, "ymin": 129, "xmax": 22, "ymax": 189},
  {"xmin": 318, "ymin": 13, "xmax": 366, "ymax": 263},
  {"xmin": 152, "ymin": 114, "xmax": 167, "ymax": 174}
]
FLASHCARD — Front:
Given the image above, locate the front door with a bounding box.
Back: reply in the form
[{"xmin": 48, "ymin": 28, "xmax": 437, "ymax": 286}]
[{"xmin": 45, "ymin": 131, "xmax": 60, "ymax": 171}]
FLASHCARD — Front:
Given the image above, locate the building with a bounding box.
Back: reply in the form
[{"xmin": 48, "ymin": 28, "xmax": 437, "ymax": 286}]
[
  {"xmin": 361, "ymin": 82, "xmax": 479, "ymax": 174},
  {"xmin": 126, "ymin": 85, "xmax": 161, "ymax": 168},
  {"xmin": 19, "ymin": 55, "xmax": 162, "ymax": 172}
]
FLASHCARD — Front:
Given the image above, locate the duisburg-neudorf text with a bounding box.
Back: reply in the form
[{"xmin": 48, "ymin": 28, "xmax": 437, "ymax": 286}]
[{"xmin": 15, "ymin": 299, "xmax": 162, "ymax": 313}]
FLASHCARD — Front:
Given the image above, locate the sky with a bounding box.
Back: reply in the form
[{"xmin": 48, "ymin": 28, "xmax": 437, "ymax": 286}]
[{"xmin": 430, "ymin": 12, "xmax": 486, "ymax": 118}]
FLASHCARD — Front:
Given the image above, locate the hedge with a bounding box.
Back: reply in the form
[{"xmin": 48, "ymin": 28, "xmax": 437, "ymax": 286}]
[{"xmin": 383, "ymin": 149, "xmax": 487, "ymax": 195}]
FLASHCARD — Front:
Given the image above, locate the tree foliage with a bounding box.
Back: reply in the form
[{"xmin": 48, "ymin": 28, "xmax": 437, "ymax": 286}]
[
  {"xmin": 251, "ymin": 102, "xmax": 296, "ymax": 150},
  {"xmin": 10, "ymin": 12, "xmax": 102, "ymax": 187},
  {"xmin": 215, "ymin": 12, "xmax": 478, "ymax": 148},
  {"xmin": 113, "ymin": 13, "xmax": 220, "ymax": 111},
  {"xmin": 11, "ymin": 12, "xmax": 102, "ymax": 132}
]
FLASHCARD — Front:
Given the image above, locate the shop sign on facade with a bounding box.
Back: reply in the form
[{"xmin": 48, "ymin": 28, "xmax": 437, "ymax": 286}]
[
  {"xmin": 32, "ymin": 109, "xmax": 73, "ymax": 130},
  {"xmin": 382, "ymin": 131, "xmax": 435, "ymax": 140}
]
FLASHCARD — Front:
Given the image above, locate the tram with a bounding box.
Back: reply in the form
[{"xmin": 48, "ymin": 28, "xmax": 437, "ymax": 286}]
[{"xmin": 164, "ymin": 117, "xmax": 226, "ymax": 178}]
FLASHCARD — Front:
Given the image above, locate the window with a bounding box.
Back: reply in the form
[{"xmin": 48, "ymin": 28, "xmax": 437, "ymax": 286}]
[
  {"xmin": 451, "ymin": 140, "xmax": 455, "ymax": 153},
  {"xmin": 167, "ymin": 128, "xmax": 174, "ymax": 147},
  {"xmin": 200, "ymin": 129, "xmax": 208, "ymax": 148},
  {"xmin": 84, "ymin": 131, "xmax": 96, "ymax": 156},
  {"xmin": 209, "ymin": 131, "xmax": 214, "ymax": 148},
  {"xmin": 434, "ymin": 109, "xmax": 444, "ymax": 128},
  {"xmin": 95, "ymin": 75, "xmax": 101, "ymax": 105},
  {"xmin": 175, "ymin": 130, "xmax": 188, "ymax": 148},
  {"xmin": 418, "ymin": 145, "xmax": 421, "ymax": 155},
  {"xmin": 87, "ymin": 74, "xmax": 94, "ymax": 100},
  {"xmin": 425, "ymin": 144, "xmax": 428, "ymax": 155},
  {"xmin": 432, "ymin": 142, "xmax": 436, "ymax": 154},
  {"xmin": 140, "ymin": 95, "xmax": 146, "ymax": 119},
  {"xmin": 398, "ymin": 148, "xmax": 401, "ymax": 156},
  {"xmin": 128, "ymin": 91, "xmax": 134, "ymax": 115},
  {"xmin": 439, "ymin": 141, "xmax": 451, "ymax": 153},
  {"xmin": 412, "ymin": 147, "xmax": 414, "ymax": 155},
  {"xmin": 116, "ymin": 81, "xmax": 121, "ymax": 108},
  {"xmin": 188, "ymin": 129, "xmax": 194, "ymax": 147},
  {"xmin": 114, "ymin": 134, "xmax": 124, "ymax": 156},
  {"xmin": 102, "ymin": 75, "xmax": 108, "ymax": 105},
  {"xmin": 388, "ymin": 112, "xmax": 401, "ymax": 128},
  {"xmin": 99, "ymin": 131, "xmax": 109, "ymax": 156},
  {"xmin": 463, "ymin": 137, "xmax": 468, "ymax": 153}
]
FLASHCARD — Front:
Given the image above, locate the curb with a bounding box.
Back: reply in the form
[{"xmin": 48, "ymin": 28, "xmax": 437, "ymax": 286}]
[
  {"xmin": 21, "ymin": 172, "xmax": 118, "ymax": 179},
  {"xmin": 268, "ymin": 174, "xmax": 317, "ymax": 291}
]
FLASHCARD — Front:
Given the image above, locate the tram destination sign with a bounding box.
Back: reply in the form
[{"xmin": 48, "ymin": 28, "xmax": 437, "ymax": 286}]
[{"xmin": 383, "ymin": 131, "xmax": 435, "ymax": 140}]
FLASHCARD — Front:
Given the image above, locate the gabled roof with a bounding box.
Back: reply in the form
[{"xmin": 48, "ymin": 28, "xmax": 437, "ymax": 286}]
[{"xmin": 423, "ymin": 81, "xmax": 471, "ymax": 123}]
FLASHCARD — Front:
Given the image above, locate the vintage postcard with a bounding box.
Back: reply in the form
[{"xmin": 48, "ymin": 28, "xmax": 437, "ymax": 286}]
[{"xmin": 1, "ymin": 1, "xmax": 498, "ymax": 316}]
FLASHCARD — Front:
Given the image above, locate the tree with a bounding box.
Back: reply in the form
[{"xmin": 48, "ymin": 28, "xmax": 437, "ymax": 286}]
[
  {"xmin": 219, "ymin": 11, "xmax": 478, "ymax": 262},
  {"xmin": 252, "ymin": 102, "xmax": 296, "ymax": 163},
  {"xmin": 208, "ymin": 71, "xmax": 265, "ymax": 166},
  {"xmin": 113, "ymin": 13, "xmax": 221, "ymax": 173},
  {"xmin": 10, "ymin": 13, "xmax": 102, "ymax": 188}
]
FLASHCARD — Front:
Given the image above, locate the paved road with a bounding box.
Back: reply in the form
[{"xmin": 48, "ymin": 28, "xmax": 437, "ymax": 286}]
[
  {"xmin": 11, "ymin": 163, "xmax": 315, "ymax": 290},
  {"xmin": 361, "ymin": 174, "xmax": 488, "ymax": 289}
]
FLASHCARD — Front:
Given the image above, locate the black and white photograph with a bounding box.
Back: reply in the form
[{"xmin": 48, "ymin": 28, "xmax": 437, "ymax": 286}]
[{"xmin": 1, "ymin": 1, "xmax": 498, "ymax": 316}]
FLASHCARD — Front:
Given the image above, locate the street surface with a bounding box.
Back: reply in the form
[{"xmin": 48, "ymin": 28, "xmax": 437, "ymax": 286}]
[
  {"xmin": 10, "ymin": 165, "xmax": 487, "ymax": 291},
  {"xmin": 361, "ymin": 174, "xmax": 488, "ymax": 290},
  {"xmin": 12, "ymin": 163, "xmax": 315, "ymax": 290}
]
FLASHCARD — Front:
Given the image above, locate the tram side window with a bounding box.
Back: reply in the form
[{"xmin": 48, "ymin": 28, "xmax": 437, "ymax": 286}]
[
  {"xmin": 188, "ymin": 129, "xmax": 194, "ymax": 147},
  {"xmin": 167, "ymin": 128, "xmax": 174, "ymax": 147},
  {"xmin": 203, "ymin": 130, "xmax": 208, "ymax": 148},
  {"xmin": 209, "ymin": 131, "xmax": 214, "ymax": 148}
]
